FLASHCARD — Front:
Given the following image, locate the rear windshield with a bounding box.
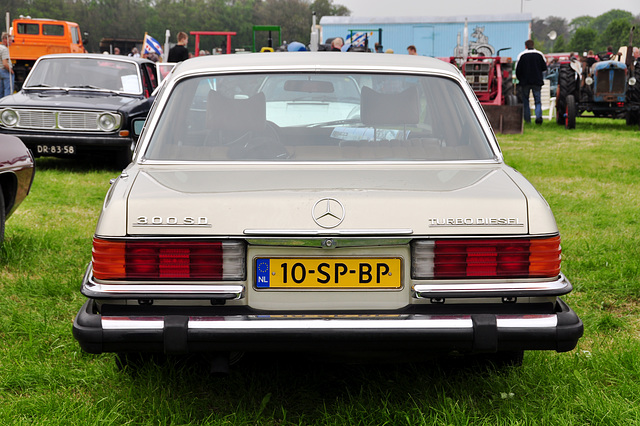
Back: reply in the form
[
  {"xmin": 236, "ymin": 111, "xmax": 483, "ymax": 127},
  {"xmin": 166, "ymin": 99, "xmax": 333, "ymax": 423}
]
[{"xmin": 144, "ymin": 72, "xmax": 494, "ymax": 162}]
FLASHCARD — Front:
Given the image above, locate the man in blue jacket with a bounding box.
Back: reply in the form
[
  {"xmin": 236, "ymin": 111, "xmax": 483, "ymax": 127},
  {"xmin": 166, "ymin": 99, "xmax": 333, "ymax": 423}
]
[{"xmin": 516, "ymin": 40, "xmax": 547, "ymax": 124}]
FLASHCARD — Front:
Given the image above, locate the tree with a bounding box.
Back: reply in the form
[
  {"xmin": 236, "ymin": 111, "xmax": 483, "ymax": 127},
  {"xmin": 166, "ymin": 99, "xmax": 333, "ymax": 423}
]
[
  {"xmin": 252, "ymin": 0, "xmax": 349, "ymax": 48},
  {"xmin": 568, "ymin": 27, "xmax": 597, "ymax": 55},
  {"xmin": 531, "ymin": 16, "xmax": 569, "ymax": 53},
  {"xmin": 598, "ymin": 19, "xmax": 635, "ymax": 52},
  {"xmin": 310, "ymin": 0, "xmax": 350, "ymax": 22},
  {"xmin": 253, "ymin": 0, "xmax": 314, "ymax": 47},
  {"xmin": 570, "ymin": 15, "xmax": 594, "ymax": 31},
  {"xmin": 590, "ymin": 9, "xmax": 634, "ymax": 34},
  {"xmin": 552, "ymin": 34, "xmax": 567, "ymax": 53}
]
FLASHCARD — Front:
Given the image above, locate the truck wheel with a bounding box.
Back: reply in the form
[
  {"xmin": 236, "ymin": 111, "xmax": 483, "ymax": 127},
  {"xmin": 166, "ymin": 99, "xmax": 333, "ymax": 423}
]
[
  {"xmin": 506, "ymin": 94, "xmax": 518, "ymax": 105},
  {"xmin": 565, "ymin": 95, "xmax": 576, "ymax": 129}
]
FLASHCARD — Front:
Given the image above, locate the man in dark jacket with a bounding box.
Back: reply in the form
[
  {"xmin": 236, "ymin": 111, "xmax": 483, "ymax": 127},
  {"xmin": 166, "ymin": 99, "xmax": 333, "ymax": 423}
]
[{"xmin": 516, "ymin": 39, "xmax": 547, "ymax": 124}]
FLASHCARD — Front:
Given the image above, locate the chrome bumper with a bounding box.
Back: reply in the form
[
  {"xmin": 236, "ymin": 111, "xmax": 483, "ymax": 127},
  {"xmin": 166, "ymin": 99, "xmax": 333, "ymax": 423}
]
[{"xmin": 73, "ymin": 298, "xmax": 583, "ymax": 355}]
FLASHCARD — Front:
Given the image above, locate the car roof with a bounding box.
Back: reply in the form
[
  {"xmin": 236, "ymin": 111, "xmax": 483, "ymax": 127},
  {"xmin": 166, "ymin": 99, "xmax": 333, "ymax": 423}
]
[
  {"xmin": 172, "ymin": 52, "xmax": 461, "ymax": 78},
  {"xmin": 35, "ymin": 53, "xmax": 154, "ymax": 65}
]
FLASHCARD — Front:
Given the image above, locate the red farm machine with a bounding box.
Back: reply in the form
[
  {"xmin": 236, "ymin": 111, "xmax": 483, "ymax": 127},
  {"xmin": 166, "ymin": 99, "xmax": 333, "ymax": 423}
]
[{"xmin": 449, "ymin": 49, "xmax": 522, "ymax": 133}]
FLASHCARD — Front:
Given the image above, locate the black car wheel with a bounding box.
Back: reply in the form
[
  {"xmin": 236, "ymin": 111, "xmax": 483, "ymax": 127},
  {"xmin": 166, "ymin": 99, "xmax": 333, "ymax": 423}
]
[
  {"xmin": 0, "ymin": 189, "xmax": 5, "ymax": 245},
  {"xmin": 114, "ymin": 146, "xmax": 134, "ymax": 169}
]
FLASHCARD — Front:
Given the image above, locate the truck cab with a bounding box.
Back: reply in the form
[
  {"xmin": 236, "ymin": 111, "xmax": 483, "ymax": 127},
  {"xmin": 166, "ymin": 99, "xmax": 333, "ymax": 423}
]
[{"xmin": 9, "ymin": 17, "xmax": 86, "ymax": 89}]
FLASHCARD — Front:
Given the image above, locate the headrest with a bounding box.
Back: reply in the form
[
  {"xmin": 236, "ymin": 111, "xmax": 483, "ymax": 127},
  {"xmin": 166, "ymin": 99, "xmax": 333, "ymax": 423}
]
[
  {"xmin": 360, "ymin": 86, "xmax": 420, "ymax": 126},
  {"xmin": 207, "ymin": 91, "xmax": 266, "ymax": 132}
]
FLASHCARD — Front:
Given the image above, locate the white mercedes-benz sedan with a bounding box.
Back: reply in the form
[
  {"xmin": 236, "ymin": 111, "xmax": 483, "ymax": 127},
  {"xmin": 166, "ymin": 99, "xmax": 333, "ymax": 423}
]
[{"xmin": 73, "ymin": 52, "xmax": 582, "ymax": 367}]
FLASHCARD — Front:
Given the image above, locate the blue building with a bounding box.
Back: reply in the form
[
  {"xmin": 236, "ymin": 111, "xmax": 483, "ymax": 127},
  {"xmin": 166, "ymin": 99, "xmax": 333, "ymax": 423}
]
[{"xmin": 319, "ymin": 14, "xmax": 532, "ymax": 58}]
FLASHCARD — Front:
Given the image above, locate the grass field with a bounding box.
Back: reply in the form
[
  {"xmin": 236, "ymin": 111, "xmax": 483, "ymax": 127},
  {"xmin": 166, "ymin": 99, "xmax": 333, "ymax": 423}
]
[{"xmin": 1, "ymin": 117, "xmax": 639, "ymax": 425}]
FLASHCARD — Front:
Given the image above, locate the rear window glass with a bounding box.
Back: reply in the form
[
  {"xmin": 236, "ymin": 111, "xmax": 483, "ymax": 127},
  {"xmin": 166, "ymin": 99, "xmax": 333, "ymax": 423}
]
[{"xmin": 144, "ymin": 72, "xmax": 494, "ymax": 162}]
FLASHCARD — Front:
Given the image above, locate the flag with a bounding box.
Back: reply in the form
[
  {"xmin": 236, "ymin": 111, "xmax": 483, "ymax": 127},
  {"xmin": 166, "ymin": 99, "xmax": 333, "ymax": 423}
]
[
  {"xmin": 345, "ymin": 31, "xmax": 373, "ymax": 47},
  {"xmin": 142, "ymin": 33, "xmax": 163, "ymax": 56}
]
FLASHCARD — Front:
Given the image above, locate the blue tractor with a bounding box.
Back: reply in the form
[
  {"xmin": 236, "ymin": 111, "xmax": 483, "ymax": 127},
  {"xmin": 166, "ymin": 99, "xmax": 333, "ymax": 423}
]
[{"xmin": 556, "ymin": 28, "xmax": 640, "ymax": 129}]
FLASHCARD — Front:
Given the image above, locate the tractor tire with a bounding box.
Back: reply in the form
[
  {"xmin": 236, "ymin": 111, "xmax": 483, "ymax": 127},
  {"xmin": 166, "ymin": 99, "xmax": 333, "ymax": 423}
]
[
  {"xmin": 501, "ymin": 63, "xmax": 514, "ymax": 100},
  {"xmin": 626, "ymin": 62, "xmax": 640, "ymax": 126},
  {"xmin": 556, "ymin": 63, "xmax": 578, "ymax": 126},
  {"xmin": 565, "ymin": 95, "xmax": 576, "ymax": 129},
  {"xmin": 506, "ymin": 94, "xmax": 518, "ymax": 105}
]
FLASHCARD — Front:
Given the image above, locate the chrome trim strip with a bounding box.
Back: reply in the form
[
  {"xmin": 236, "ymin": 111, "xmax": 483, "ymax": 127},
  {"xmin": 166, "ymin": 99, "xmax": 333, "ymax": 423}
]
[
  {"xmin": 245, "ymin": 237, "xmax": 412, "ymax": 248},
  {"xmin": 103, "ymin": 318, "xmax": 165, "ymax": 330},
  {"xmin": 82, "ymin": 268, "xmax": 245, "ymax": 299},
  {"xmin": 189, "ymin": 317, "xmax": 473, "ymax": 330},
  {"xmin": 412, "ymin": 275, "xmax": 571, "ymax": 298},
  {"xmin": 496, "ymin": 315, "xmax": 557, "ymax": 328},
  {"xmin": 244, "ymin": 229, "xmax": 413, "ymax": 236},
  {"xmin": 101, "ymin": 314, "xmax": 558, "ymax": 331},
  {"xmin": 87, "ymin": 283, "xmax": 245, "ymax": 295}
]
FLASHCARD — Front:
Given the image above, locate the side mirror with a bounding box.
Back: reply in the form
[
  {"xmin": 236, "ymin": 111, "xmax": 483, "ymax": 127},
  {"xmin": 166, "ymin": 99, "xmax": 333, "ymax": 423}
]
[{"xmin": 132, "ymin": 118, "xmax": 145, "ymax": 138}]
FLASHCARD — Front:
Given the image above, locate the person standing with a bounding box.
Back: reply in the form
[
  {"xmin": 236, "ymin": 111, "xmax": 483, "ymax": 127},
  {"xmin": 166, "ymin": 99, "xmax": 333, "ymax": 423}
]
[
  {"xmin": 0, "ymin": 33, "xmax": 14, "ymax": 97},
  {"xmin": 516, "ymin": 39, "xmax": 547, "ymax": 125},
  {"xmin": 407, "ymin": 45, "xmax": 417, "ymax": 55},
  {"xmin": 168, "ymin": 32, "xmax": 190, "ymax": 62}
]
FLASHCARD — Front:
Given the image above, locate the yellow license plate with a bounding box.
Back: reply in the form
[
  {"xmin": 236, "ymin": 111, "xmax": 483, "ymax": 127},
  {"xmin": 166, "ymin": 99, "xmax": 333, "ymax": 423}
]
[{"xmin": 255, "ymin": 258, "xmax": 402, "ymax": 289}]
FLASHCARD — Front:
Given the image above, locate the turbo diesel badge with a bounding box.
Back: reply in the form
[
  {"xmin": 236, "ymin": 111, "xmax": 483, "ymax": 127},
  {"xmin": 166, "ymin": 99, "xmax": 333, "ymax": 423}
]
[{"xmin": 428, "ymin": 217, "xmax": 524, "ymax": 227}]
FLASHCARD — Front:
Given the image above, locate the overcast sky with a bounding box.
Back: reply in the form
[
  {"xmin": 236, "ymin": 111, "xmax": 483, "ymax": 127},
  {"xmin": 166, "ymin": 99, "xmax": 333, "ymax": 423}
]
[{"xmin": 336, "ymin": 0, "xmax": 638, "ymax": 21}]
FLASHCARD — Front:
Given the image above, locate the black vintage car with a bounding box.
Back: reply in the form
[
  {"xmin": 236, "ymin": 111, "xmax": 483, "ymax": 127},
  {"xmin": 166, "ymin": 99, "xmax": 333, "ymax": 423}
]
[{"xmin": 0, "ymin": 54, "xmax": 159, "ymax": 167}]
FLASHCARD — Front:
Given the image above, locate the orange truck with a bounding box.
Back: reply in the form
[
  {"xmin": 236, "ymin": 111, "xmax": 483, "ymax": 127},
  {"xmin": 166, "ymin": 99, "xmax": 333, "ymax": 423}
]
[{"xmin": 8, "ymin": 17, "xmax": 86, "ymax": 89}]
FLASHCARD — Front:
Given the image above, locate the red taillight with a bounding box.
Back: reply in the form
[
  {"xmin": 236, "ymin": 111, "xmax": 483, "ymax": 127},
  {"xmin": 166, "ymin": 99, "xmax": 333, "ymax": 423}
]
[
  {"xmin": 92, "ymin": 238, "xmax": 244, "ymax": 281},
  {"xmin": 415, "ymin": 236, "xmax": 561, "ymax": 279}
]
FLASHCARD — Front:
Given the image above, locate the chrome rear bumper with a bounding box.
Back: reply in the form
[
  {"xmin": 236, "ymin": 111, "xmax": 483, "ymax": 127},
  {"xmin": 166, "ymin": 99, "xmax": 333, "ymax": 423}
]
[{"xmin": 73, "ymin": 298, "xmax": 583, "ymax": 355}]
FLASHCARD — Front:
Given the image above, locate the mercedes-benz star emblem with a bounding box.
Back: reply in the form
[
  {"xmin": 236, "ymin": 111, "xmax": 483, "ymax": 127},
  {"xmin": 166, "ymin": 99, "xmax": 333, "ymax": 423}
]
[{"xmin": 312, "ymin": 198, "xmax": 345, "ymax": 228}]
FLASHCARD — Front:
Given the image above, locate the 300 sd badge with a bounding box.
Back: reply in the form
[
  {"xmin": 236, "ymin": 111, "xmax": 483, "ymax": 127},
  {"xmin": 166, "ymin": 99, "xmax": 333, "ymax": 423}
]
[{"xmin": 133, "ymin": 216, "xmax": 211, "ymax": 227}]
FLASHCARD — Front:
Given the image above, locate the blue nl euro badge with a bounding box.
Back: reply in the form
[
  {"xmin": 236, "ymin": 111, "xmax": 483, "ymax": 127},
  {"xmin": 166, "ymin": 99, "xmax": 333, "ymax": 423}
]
[{"xmin": 256, "ymin": 259, "xmax": 270, "ymax": 288}]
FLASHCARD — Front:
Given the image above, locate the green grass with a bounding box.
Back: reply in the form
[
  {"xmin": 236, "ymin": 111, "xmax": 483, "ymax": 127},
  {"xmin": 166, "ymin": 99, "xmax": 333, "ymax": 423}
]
[{"xmin": 1, "ymin": 117, "xmax": 640, "ymax": 425}]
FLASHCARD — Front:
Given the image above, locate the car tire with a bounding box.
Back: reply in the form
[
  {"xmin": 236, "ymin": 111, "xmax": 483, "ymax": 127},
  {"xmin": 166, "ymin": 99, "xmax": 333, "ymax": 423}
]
[
  {"xmin": 472, "ymin": 350, "xmax": 525, "ymax": 369},
  {"xmin": 115, "ymin": 352, "xmax": 160, "ymax": 372},
  {"xmin": 489, "ymin": 350, "xmax": 525, "ymax": 367},
  {"xmin": 565, "ymin": 95, "xmax": 576, "ymax": 129},
  {"xmin": 114, "ymin": 147, "xmax": 134, "ymax": 169},
  {"xmin": 0, "ymin": 188, "xmax": 5, "ymax": 245}
]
